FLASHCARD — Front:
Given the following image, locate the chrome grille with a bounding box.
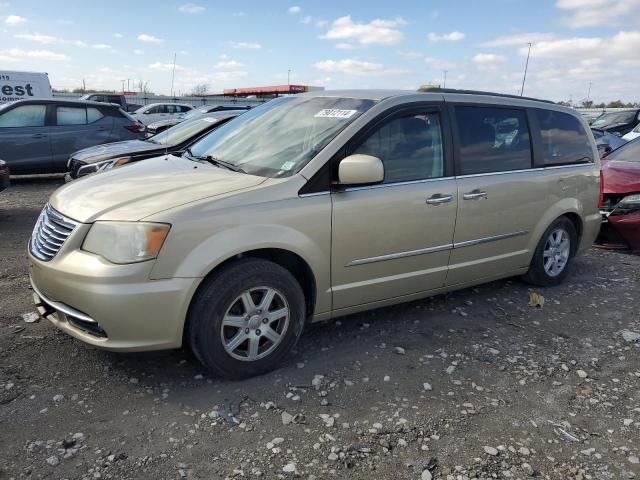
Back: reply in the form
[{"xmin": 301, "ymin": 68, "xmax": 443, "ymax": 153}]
[{"xmin": 30, "ymin": 204, "xmax": 79, "ymax": 261}]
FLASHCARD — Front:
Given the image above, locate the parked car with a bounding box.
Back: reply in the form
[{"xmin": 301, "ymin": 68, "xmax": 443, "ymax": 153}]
[
  {"xmin": 66, "ymin": 110, "xmax": 245, "ymax": 180},
  {"xmin": 597, "ymin": 138, "xmax": 640, "ymax": 251},
  {"xmin": 0, "ymin": 159, "xmax": 9, "ymax": 192},
  {"xmin": 28, "ymin": 90, "xmax": 600, "ymax": 379},
  {"xmin": 0, "ymin": 98, "xmax": 145, "ymax": 175},
  {"xmin": 591, "ymin": 128, "xmax": 627, "ymax": 157},
  {"xmin": 79, "ymin": 93, "xmax": 141, "ymax": 113},
  {"xmin": 131, "ymin": 103, "xmax": 193, "ymax": 125},
  {"xmin": 146, "ymin": 105, "xmax": 251, "ymax": 135},
  {"xmin": 622, "ymin": 123, "xmax": 640, "ymax": 142},
  {"xmin": 590, "ymin": 109, "xmax": 640, "ymax": 137}
]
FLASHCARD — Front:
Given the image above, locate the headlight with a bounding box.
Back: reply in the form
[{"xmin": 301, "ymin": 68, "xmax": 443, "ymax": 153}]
[
  {"xmin": 619, "ymin": 194, "xmax": 640, "ymax": 205},
  {"xmin": 82, "ymin": 222, "xmax": 170, "ymax": 264},
  {"xmin": 77, "ymin": 157, "xmax": 131, "ymax": 177}
]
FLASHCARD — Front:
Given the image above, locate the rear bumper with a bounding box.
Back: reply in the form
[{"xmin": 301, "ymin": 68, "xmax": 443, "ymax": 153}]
[{"xmin": 29, "ymin": 249, "xmax": 200, "ymax": 351}]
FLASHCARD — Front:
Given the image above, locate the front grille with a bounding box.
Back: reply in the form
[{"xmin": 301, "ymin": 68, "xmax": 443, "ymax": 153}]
[
  {"xmin": 30, "ymin": 204, "xmax": 79, "ymax": 261},
  {"xmin": 68, "ymin": 158, "xmax": 84, "ymax": 179}
]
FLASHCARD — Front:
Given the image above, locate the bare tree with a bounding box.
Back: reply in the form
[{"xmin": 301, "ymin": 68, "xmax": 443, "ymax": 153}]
[{"xmin": 190, "ymin": 83, "xmax": 209, "ymax": 96}]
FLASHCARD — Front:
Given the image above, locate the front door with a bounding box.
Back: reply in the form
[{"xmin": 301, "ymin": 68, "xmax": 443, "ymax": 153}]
[
  {"xmin": 0, "ymin": 103, "xmax": 52, "ymax": 174},
  {"xmin": 447, "ymin": 104, "xmax": 547, "ymax": 285},
  {"xmin": 331, "ymin": 106, "xmax": 458, "ymax": 309}
]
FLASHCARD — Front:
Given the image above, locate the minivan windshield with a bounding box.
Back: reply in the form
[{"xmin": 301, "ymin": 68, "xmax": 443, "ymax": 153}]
[
  {"xmin": 149, "ymin": 114, "xmax": 231, "ymax": 146},
  {"xmin": 187, "ymin": 96, "xmax": 376, "ymax": 177},
  {"xmin": 592, "ymin": 111, "xmax": 637, "ymax": 127}
]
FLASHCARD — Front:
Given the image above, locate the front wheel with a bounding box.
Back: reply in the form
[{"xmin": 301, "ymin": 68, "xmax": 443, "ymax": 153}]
[
  {"xmin": 187, "ymin": 258, "xmax": 306, "ymax": 379},
  {"xmin": 522, "ymin": 217, "xmax": 577, "ymax": 287}
]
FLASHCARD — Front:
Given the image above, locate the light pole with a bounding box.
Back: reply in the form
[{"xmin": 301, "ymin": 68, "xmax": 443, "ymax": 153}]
[
  {"xmin": 170, "ymin": 52, "xmax": 177, "ymax": 97},
  {"xmin": 287, "ymin": 69, "xmax": 291, "ymax": 85},
  {"xmin": 121, "ymin": 79, "xmax": 125, "ymax": 93},
  {"xmin": 443, "ymin": 70, "xmax": 448, "ymax": 88},
  {"xmin": 587, "ymin": 82, "xmax": 592, "ymax": 103},
  {"xmin": 520, "ymin": 42, "xmax": 532, "ymax": 97}
]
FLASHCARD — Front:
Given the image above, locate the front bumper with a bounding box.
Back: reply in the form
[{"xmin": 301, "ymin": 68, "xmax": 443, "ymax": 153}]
[
  {"xmin": 29, "ymin": 245, "xmax": 199, "ymax": 352},
  {"xmin": 595, "ymin": 211, "xmax": 640, "ymax": 251}
]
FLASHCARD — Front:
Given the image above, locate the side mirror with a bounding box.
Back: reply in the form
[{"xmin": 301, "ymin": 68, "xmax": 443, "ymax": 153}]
[
  {"xmin": 143, "ymin": 110, "xmax": 151, "ymax": 114},
  {"xmin": 338, "ymin": 154, "xmax": 384, "ymax": 186}
]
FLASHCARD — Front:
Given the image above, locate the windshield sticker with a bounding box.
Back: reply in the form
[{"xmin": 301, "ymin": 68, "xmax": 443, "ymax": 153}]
[
  {"xmin": 281, "ymin": 161, "xmax": 296, "ymax": 171},
  {"xmin": 314, "ymin": 109, "xmax": 358, "ymax": 119}
]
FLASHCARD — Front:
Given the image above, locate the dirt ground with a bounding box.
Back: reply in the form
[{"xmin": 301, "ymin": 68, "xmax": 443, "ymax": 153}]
[{"xmin": 1, "ymin": 177, "xmax": 639, "ymax": 480}]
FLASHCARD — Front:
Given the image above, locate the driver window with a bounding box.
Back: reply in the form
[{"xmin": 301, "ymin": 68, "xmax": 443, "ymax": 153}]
[{"xmin": 353, "ymin": 112, "xmax": 444, "ymax": 184}]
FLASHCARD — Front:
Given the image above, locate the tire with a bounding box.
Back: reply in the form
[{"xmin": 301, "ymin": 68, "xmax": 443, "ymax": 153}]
[
  {"xmin": 187, "ymin": 258, "xmax": 306, "ymax": 379},
  {"xmin": 522, "ymin": 217, "xmax": 578, "ymax": 287}
]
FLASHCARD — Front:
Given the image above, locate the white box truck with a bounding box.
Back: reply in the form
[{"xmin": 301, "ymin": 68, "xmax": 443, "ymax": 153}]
[{"xmin": 0, "ymin": 70, "xmax": 52, "ymax": 104}]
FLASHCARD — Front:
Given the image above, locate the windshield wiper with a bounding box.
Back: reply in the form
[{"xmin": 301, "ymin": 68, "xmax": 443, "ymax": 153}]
[{"xmin": 182, "ymin": 148, "xmax": 246, "ymax": 173}]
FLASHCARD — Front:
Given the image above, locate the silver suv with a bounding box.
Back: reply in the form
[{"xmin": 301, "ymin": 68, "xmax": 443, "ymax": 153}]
[{"xmin": 29, "ymin": 90, "xmax": 601, "ymax": 378}]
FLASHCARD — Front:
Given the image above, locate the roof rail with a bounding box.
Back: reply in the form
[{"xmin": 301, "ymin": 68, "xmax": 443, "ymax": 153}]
[{"xmin": 417, "ymin": 87, "xmax": 555, "ymax": 105}]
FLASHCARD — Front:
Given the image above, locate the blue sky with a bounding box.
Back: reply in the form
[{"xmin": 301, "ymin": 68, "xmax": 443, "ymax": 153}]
[{"xmin": 1, "ymin": 0, "xmax": 639, "ymax": 101}]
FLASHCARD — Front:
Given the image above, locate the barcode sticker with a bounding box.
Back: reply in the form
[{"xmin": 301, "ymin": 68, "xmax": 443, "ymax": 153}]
[{"xmin": 314, "ymin": 109, "xmax": 358, "ymax": 119}]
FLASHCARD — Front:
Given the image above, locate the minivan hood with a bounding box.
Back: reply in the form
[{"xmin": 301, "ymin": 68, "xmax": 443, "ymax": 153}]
[
  {"xmin": 602, "ymin": 159, "xmax": 640, "ymax": 194},
  {"xmin": 51, "ymin": 155, "xmax": 267, "ymax": 222},
  {"xmin": 72, "ymin": 140, "xmax": 163, "ymax": 164}
]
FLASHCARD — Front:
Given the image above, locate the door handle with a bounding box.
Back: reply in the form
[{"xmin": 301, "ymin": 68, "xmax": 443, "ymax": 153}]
[
  {"xmin": 31, "ymin": 134, "xmax": 45, "ymax": 139},
  {"xmin": 463, "ymin": 190, "xmax": 488, "ymax": 200},
  {"xmin": 426, "ymin": 194, "xmax": 453, "ymax": 205}
]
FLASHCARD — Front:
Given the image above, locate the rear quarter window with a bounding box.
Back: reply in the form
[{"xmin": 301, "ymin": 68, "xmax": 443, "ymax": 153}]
[{"xmin": 535, "ymin": 109, "xmax": 593, "ymax": 166}]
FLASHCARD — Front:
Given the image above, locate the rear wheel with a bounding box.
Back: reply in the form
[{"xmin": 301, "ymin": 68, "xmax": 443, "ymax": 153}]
[
  {"xmin": 522, "ymin": 217, "xmax": 577, "ymax": 287},
  {"xmin": 187, "ymin": 258, "xmax": 305, "ymax": 379}
]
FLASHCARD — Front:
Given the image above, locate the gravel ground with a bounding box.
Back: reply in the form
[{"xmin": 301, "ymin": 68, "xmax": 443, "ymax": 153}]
[{"xmin": 1, "ymin": 177, "xmax": 639, "ymax": 480}]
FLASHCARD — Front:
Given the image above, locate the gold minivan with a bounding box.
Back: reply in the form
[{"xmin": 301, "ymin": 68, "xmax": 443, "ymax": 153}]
[{"xmin": 29, "ymin": 90, "xmax": 601, "ymax": 378}]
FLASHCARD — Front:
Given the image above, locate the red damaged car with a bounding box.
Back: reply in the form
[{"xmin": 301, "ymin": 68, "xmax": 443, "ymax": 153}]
[{"xmin": 597, "ymin": 138, "xmax": 640, "ymax": 251}]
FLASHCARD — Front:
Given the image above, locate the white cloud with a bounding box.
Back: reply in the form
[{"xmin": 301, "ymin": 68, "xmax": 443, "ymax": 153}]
[
  {"xmin": 1, "ymin": 48, "xmax": 69, "ymax": 61},
  {"xmin": 314, "ymin": 58, "xmax": 403, "ymax": 75},
  {"xmin": 335, "ymin": 43, "xmax": 355, "ymax": 50},
  {"xmin": 113, "ymin": 32, "xmax": 123, "ymax": 39},
  {"xmin": 14, "ymin": 33, "xmax": 58, "ymax": 44},
  {"xmin": 288, "ymin": 6, "xmax": 301, "ymax": 14},
  {"xmin": 216, "ymin": 60, "xmax": 244, "ymax": 69},
  {"xmin": 472, "ymin": 53, "xmax": 507, "ymax": 64},
  {"xmin": 178, "ymin": 3, "xmax": 205, "ymax": 14},
  {"xmin": 92, "ymin": 44, "xmax": 112, "ymax": 50},
  {"xmin": 228, "ymin": 41, "xmax": 261, "ymax": 49},
  {"xmin": 300, "ymin": 15, "xmax": 312, "ymax": 24},
  {"xmin": 556, "ymin": 0, "xmax": 640, "ymax": 28},
  {"xmin": 138, "ymin": 33, "xmax": 163, "ymax": 44},
  {"xmin": 427, "ymin": 31, "xmax": 465, "ymax": 42},
  {"xmin": 148, "ymin": 62, "xmax": 185, "ymax": 71},
  {"xmin": 133, "ymin": 49, "xmax": 144, "ymax": 55},
  {"xmin": 315, "ymin": 19, "xmax": 328, "ymax": 28},
  {"xmin": 5, "ymin": 14, "xmax": 26, "ymax": 25},
  {"xmin": 321, "ymin": 15, "xmax": 406, "ymax": 45},
  {"xmin": 73, "ymin": 40, "xmax": 88, "ymax": 47},
  {"xmin": 479, "ymin": 32, "xmax": 555, "ymax": 47}
]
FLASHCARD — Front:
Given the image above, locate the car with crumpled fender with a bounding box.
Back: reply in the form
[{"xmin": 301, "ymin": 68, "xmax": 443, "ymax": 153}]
[{"xmin": 28, "ymin": 89, "xmax": 601, "ymax": 379}]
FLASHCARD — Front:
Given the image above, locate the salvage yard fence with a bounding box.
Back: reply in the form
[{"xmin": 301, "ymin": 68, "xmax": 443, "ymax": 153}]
[{"xmin": 52, "ymin": 91, "xmax": 266, "ymax": 108}]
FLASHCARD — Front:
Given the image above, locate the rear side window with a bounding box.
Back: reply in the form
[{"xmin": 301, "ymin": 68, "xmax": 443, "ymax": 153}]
[
  {"xmin": 87, "ymin": 107, "xmax": 104, "ymax": 123},
  {"xmin": 0, "ymin": 104, "xmax": 46, "ymax": 127},
  {"xmin": 57, "ymin": 106, "xmax": 87, "ymax": 125},
  {"xmin": 454, "ymin": 106, "xmax": 532, "ymax": 175},
  {"xmin": 535, "ymin": 110, "xmax": 593, "ymax": 165},
  {"xmin": 107, "ymin": 96, "xmax": 122, "ymax": 104}
]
